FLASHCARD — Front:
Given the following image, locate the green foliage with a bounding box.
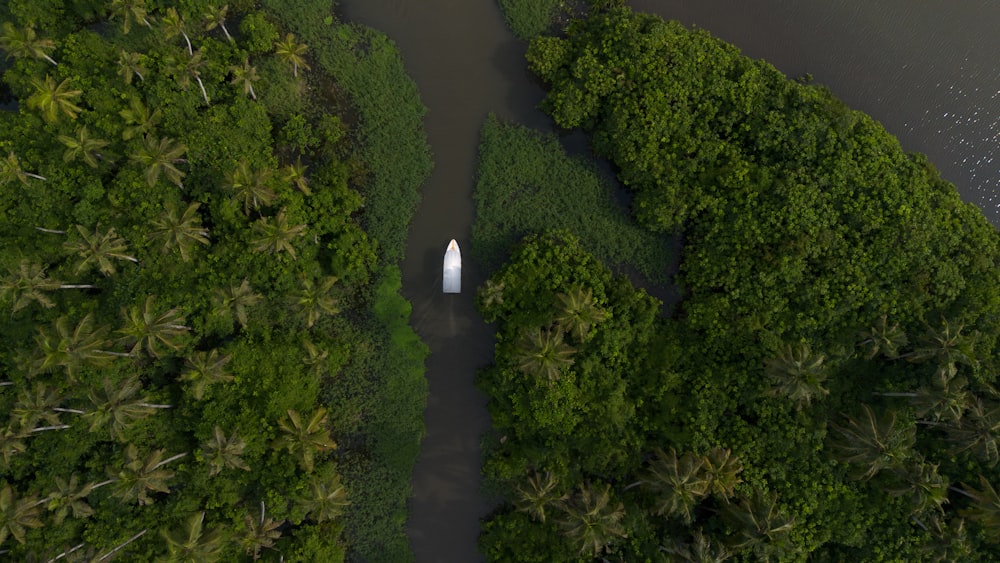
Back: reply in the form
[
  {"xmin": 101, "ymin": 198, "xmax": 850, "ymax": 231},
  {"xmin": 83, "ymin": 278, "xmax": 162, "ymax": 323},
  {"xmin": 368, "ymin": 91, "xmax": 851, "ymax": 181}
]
[
  {"xmin": 238, "ymin": 12, "xmax": 279, "ymax": 55},
  {"xmin": 498, "ymin": 0, "xmax": 564, "ymax": 39},
  {"xmin": 473, "ymin": 114, "xmax": 672, "ymax": 281}
]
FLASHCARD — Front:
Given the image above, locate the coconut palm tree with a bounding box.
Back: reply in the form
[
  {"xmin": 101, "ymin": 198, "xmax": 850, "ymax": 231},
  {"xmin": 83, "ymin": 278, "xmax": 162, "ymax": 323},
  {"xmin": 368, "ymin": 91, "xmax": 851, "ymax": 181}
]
[
  {"xmin": 296, "ymin": 472, "xmax": 350, "ymax": 523},
  {"xmin": 84, "ymin": 375, "xmax": 170, "ymax": 440},
  {"xmin": 946, "ymin": 397, "xmax": 1000, "ymax": 466},
  {"xmin": 633, "ymin": 448, "xmax": 710, "ymax": 524},
  {"xmin": 211, "ymin": 279, "xmax": 261, "ymax": 329},
  {"xmin": 202, "ymin": 4, "xmax": 233, "ymax": 43},
  {"xmin": 274, "ymin": 33, "xmax": 309, "ymax": 77},
  {"xmin": 0, "ymin": 483, "xmax": 44, "ymax": 545},
  {"xmin": 915, "ymin": 514, "xmax": 972, "ymax": 563},
  {"xmin": 721, "ymin": 490, "xmax": 795, "ymax": 557},
  {"xmin": 45, "ymin": 474, "xmax": 107, "ymax": 524},
  {"xmin": 108, "ymin": 0, "xmax": 153, "ymax": 34},
  {"xmin": 302, "ymin": 339, "xmax": 329, "ymax": 376},
  {"xmin": 554, "ymin": 285, "xmax": 606, "ymax": 342},
  {"xmin": 27, "ymin": 75, "xmax": 83, "ymax": 123},
  {"xmin": 513, "ymin": 326, "xmax": 576, "ymax": 384},
  {"xmin": 282, "ymin": 159, "xmax": 310, "ymax": 195},
  {"xmin": 478, "ymin": 278, "xmax": 505, "ymax": 312},
  {"xmin": 167, "ymin": 49, "xmax": 209, "ymax": 104},
  {"xmin": 289, "ymin": 276, "xmax": 339, "ymax": 328},
  {"xmin": 885, "ymin": 461, "xmax": 950, "ymax": 516},
  {"xmin": 556, "ymin": 483, "xmax": 627, "ymax": 558},
  {"xmin": 119, "ymin": 98, "xmax": 162, "ymax": 140},
  {"xmin": 0, "ymin": 426, "xmax": 26, "ymax": 468},
  {"xmin": 513, "ymin": 471, "xmax": 567, "ymax": 523},
  {"xmin": 0, "ymin": 23, "xmax": 58, "ymax": 65},
  {"xmin": 906, "ymin": 319, "xmax": 979, "ymax": 372},
  {"xmin": 10, "ymin": 381, "xmax": 64, "ymax": 432},
  {"xmin": 272, "ymin": 407, "xmax": 337, "ymax": 472},
  {"xmin": 958, "ymin": 475, "xmax": 1000, "ymax": 541},
  {"xmin": 130, "ymin": 134, "xmax": 187, "ymax": 188},
  {"xmin": 828, "ymin": 404, "xmax": 916, "ymax": 480},
  {"xmin": 240, "ymin": 502, "xmax": 282, "ymax": 560},
  {"xmin": 764, "ymin": 341, "xmax": 830, "ymax": 408},
  {"xmin": 702, "ymin": 447, "xmax": 744, "ymax": 502},
  {"xmin": 117, "ymin": 50, "xmax": 146, "ymax": 84},
  {"xmin": 229, "ymin": 58, "xmax": 259, "ymax": 100},
  {"xmin": 202, "ymin": 426, "xmax": 248, "ymax": 476},
  {"xmin": 251, "ymin": 208, "xmax": 306, "ymax": 258},
  {"xmin": 1, "ymin": 260, "xmax": 94, "ymax": 313},
  {"xmin": 161, "ymin": 511, "xmax": 224, "ymax": 562},
  {"xmin": 31, "ymin": 314, "xmax": 124, "ymax": 379},
  {"xmin": 64, "ymin": 224, "xmax": 138, "ymax": 277},
  {"xmin": 181, "ymin": 349, "xmax": 233, "ymax": 400},
  {"xmin": 858, "ymin": 315, "xmax": 908, "ymax": 360},
  {"xmin": 876, "ymin": 371, "xmax": 970, "ymax": 424},
  {"xmin": 110, "ymin": 444, "xmax": 186, "ymax": 505},
  {"xmin": 0, "ymin": 152, "xmax": 46, "ymax": 186},
  {"xmin": 58, "ymin": 126, "xmax": 111, "ymax": 168},
  {"xmin": 118, "ymin": 294, "xmax": 189, "ymax": 358},
  {"xmin": 223, "ymin": 161, "xmax": 275, "ymax": 213},
  {"xmin": 150, "ymin": 201, "xmax": 210, "ymax": 261},
  {"xmin": 160, "ymin": 7, "xmax": 193, "ymax": 55},
  {"xmin": 660, "ymin": 530, "xmax": 732, "ymax": 563}
]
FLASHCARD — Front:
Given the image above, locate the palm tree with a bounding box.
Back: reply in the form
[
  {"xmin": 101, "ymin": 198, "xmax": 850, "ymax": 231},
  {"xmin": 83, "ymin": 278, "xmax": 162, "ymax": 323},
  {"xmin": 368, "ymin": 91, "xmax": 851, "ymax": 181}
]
[
  {"xmin": 84, "ymin": 375, "xmax": 170, "ymax": 440},
  {"xmin": 251, "ymin": 208, "xmax": 306, "ymax": 258},
  {"xmin": 45, "ymin": 474, "xmax": 107, "ymax": 524},
  {"xmin": 302, "ymin": 339, "xmax": 329, "ymax": 376},
  {"xmin": 554, "ymin": 285, "xmax": 606, "ymax": 342},
  {"xmin": 633, "ymin": 448, "xmax": 710, "ymax": 524},
  {"xmin": 31, "ymin": 314, "xmax": 124, "ymax": 379},
  {"xmin": 906, "ymin": 319, "xmax": 978, "ymax": 372},
  {"xmin": 721, "ymin": 490, "xmax": 795, "ymax": 557},
  {"xmin": 211, "ymin": 279, "xmax": 261, "ymax": 329},
  {"xmin": 289, "ymin": 276, "xmax": 339, "ymax": 328},
  {"xmin": 946, "ymin": 397, "xmax": 1000, "ymax": 466},
  {"xmin": 27, "ymin": 75, "xmax": 83, "ymax": 123},
  {"xmin": 958, "ymin": 475, "xmax": 1000, "ymax": 541},
  {"xmin": 885, "ymin": 461, "xmax": 950, "ymax": 516},
  {"xmin": 274, "ymin": 33, "xmax": 310, "ymax": 77},
  {"xmin": 223, "ymin": 161, "xmax": 275, "ymax": 213},
  {"xmin": 702, "ymin": 447, "xmax": 744, "ymax": 502},
  {"xmin": 282, "ymin": 159, "xmax": 310, "ymax": 195},
  {"xmin": 858, "ymin": 315, "xmax": 908, "ymax": 359},
  {"xmin": 160, "ymin": 511, "xmax": 224, "ymax": 562},
  {"xmin": 229, "ymin": 58, "xmax": 259, "ymax": 100},
  {"xmin": 160, "ymin": 7, "xmax": 193, "ymax": 55},
  {"xmin": 660, "ymin": 530, "xmax": 732, "ymax": 563},
  {"xmin": 130, "ymin": 134, "xmax": 187, "ymax": 188},
  {"xmin": 1, "ymin": 260, "xmax": 62, "ymax": 312},
  {"xmin": 117, "ymin": 50, "xmax": 146, "ymax": 84},
  {"xmin": 915, "ymin": 515, "xmax": 972, "ymax": 563},
  {"xmin": 0, "ymin": 483, "xmax": 44, "ymax": 545},
  {"xmin": 764, "ymin": 341, "xmax": 830, "ymax": 408},
  {"xmin": 876, "ymin": 371, "xmax": 970, "ymax": 424},
  {"xmin": 556, "ymin": 483, "xmax": 627, "ymax": 558},
  {"xmin": 201, "ymin": 426, "xmax": 249, "ymax": 476},
  {"xmin": 477, "ymin": 278, "xmax": 505, "ymax": 311},
  {"xmin": 10, "ymin": 381, "xmax": 64, "ymax": 432},
  {"xmin": 0, "ymin": 152, "xmax": 46, "ymax": 186},
  {"xmin": 110, "ymin": 444, "xmax": 186, "ymax": 505},
  {"xmin": 513, "ymin": 326, "xmax": 576, "ymax": 384},
  {"xmin": 240, "ymin": 502, "xmax": 282, "ymax": 560},
  {"xmin": 108, "ymin": 0, "xmax": 153, "ymax": 34},
  {"xmin": 296, "ymin": 472, "xmax": 350, "ymax": 523},
  {"xmin": 828, "ymin": 404, "xmax": 916, "ymax": 480},
  {"xmin": 513, "ymin": 471, "xmax": 566, "ymax": 523},
  {"xmin": 0, "ymin": 23, "xmax": 58, "ymax": 65},
  {"xmin": 119, "ymin": 98, "xmax": 162, "ymax": 140},
  {"xmin": 272, "ymin": 407, "xmax": 337, "ymax": 472},
  {"xmin": 118, "ymin": 295, "xmax": 189, "ymax": 357},
  {"xmin": 150, "ymin": 201, "xmax": 210, "ymax": 261},
  {"xmin": 64, "ymin": 224, "xmax": 138, "ymax": 276},
  {"xmin": 58, "ymin": 126, "xmax": 111, "ymax": 168},
  {"xmin": 167, "ymin": 49, "xmax": 209, "ymax": 104},
  {"xmin": 181, "ymin": 350, "xmax": 233, "ymax": 400},
  {"xmin": 0, "ymin": 426, "xmax": 26, "ymax": 468},
  {"xmin": 202, "ymin": 4, "xmax": 234, "ymax": 43}
]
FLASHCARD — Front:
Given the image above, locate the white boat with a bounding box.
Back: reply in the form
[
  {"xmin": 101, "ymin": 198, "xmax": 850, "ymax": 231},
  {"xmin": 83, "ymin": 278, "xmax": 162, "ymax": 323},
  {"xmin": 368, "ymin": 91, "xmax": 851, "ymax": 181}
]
[{"xmin": 443, "ymin": 239, "xmax": 461, "ymax": 293}]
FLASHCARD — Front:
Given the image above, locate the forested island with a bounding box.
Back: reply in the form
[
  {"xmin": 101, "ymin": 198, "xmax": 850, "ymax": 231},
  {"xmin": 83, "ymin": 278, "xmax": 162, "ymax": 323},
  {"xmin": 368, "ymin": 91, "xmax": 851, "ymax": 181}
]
[
  {"xmin": 476, "ymin": 2, "xmax": 1000, "ymax": 561},
  {"xmin": 0, "ymin": 0, "xmax": 431, "ymax": 560}
]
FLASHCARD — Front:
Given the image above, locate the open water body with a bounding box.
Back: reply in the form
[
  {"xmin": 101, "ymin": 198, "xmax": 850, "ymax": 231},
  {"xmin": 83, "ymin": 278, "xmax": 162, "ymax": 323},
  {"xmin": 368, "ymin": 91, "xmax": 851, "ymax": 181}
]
[{"xmin": 339, "ymin": 1, "xmax": 1000, "ymax": 561}]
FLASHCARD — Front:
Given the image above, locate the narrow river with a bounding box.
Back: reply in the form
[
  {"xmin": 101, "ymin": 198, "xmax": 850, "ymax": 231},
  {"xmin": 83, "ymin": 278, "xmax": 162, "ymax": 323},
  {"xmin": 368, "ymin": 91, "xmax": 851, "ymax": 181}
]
[{"xmin": 339, "ymin": 1, "xmax": 1000, "ymax": 561}]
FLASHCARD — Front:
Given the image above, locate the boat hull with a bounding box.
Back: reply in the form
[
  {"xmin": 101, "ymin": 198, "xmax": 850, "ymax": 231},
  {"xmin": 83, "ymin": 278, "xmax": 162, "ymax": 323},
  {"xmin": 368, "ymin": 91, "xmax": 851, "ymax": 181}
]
[{"xmin": 443, "ymin": 239, "xmax": 461, "ymax": 293}]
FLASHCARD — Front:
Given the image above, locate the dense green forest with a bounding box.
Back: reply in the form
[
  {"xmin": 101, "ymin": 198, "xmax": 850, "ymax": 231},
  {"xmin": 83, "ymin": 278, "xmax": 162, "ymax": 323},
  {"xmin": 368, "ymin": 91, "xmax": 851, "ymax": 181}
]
[
  {"xmin": 0, "ymin": 0, "xmax": 430, "ymax": 560},
  {"xmin": 477, "ymin": 3, "xmax": 1000, "ymax": 561}
]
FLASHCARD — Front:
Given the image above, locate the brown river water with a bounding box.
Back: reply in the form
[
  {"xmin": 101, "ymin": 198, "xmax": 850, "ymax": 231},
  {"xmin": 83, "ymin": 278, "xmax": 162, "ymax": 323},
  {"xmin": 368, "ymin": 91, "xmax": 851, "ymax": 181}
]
[{"xmin": 339, "ymin": 1, "xmax": 1000, "ymax": 561}]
